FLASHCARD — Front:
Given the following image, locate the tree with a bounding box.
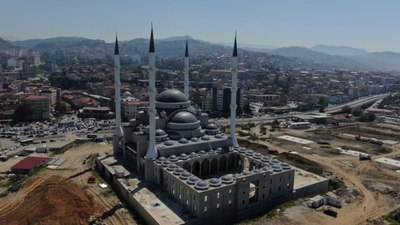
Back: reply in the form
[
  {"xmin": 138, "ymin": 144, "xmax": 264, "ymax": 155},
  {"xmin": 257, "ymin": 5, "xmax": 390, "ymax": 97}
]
[
  {"xmin": 243, "ymin": 103, "xmax": 252, "ymax": 115},
  {"xmin": 352, "ymin": 107, "xmax": 363, "ymax": 117},
  {"xmin": 271, "ymin": 119, "xmax": 280, "ymax": 129},
  {"xmin": 248, "ymin": 133, "xmax": 259, "ymax": 143},
  {"xmin": 318, "ymin": 96, "xmax": 327, "ymax": 107},
  {"xmin": 359, "ymin": 112, "xmax": 376, "ymax": 122},
  {"xmin": 13, "ymin": 101, "xmax": 34, "ymax": 122},
  {"xmin": 341, "ymin": 105, "xmax": 352, "ymax": 114},
  {"xmin": 55, "ymin": 101, "xmax": 68, "ymax": 114}
]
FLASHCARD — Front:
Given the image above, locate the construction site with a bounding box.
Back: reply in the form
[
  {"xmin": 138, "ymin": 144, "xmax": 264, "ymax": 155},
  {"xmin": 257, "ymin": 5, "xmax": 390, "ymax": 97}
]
[
  {"xmin": 0, "ymin": 120, "xmax": 399, "ymax": 225},
  {"xmin": 0, "ymin": 143, "xmax": 140, "ymax": 225},
  {"xmin": 234, "ymin": 119, "xmax": 400, "ymax": 225}
]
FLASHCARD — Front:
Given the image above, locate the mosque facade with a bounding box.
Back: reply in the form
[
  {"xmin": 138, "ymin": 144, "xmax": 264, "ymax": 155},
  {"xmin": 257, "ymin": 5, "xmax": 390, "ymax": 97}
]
[{"xmin": 96, "ymin": 27, "xmax": 328, "ymax": 225}]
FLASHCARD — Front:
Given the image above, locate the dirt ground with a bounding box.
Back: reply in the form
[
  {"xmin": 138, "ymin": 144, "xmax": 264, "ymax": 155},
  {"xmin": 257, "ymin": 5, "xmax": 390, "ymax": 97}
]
[
  {"xmin": 0, "ymin": 175, "xmax": 102, "ymax": 225},
  {"xmin": 0, "ymin": 143, "xmax": 139, "ymax": 225}
]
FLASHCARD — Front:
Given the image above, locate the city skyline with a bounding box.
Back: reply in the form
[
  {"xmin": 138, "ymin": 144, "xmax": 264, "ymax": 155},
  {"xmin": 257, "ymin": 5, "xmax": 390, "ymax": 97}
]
[{"xmin": 1, "ymin": 0, "xmax": 400, "ymax": 52}]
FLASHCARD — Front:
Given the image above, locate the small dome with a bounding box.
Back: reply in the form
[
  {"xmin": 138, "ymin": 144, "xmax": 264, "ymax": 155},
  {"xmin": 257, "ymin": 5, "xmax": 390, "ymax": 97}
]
[
  {"xmin": 262, "ymin": 166, "xmax": 273, "ymax": 174},
  {"xmin": 161, "ymin": 160, "xmax": 172, "ymax": 167},
  {"xmin": 123, "ymin": 91, "xmax": 132, "ymax": 96},
  {"xmin": 281, "ymin": 163, "xmax": 291, "ymax": 170},
  {"xmin": 190, "ymin": 137, "xmax": 199, "ymax": 142},
  {"xmin": 253, "ymin": 169, "xmax": 262, "ymax": 173},
  {"xmin": 195, "ymin": 181, "xmax": 209, "ymax": 190},
  {"xmin": 198, "ymin": 150, "xmax": 206, "ymax": 155},
  {"xmin": 170, "ymin": 111, "xmax": 198, "ymax": 124},
  {"xmin": 221, "ymin": 175, "xmax": 234, "ymax": 184},
  {"xmin": 214, "ymin": 134, "xmax": 224, "ymax": 139},
  {"xmin": 238, "ymin": 148, "xmax": 247, "ymax": 153},
  {"xmin": 156, "ymin": 129, "xmax": 167, "ymax": 136},
  {"xmin": 156, "ymin": 89, "xmax": 188, "ymax": 103},
  {"xmin": 173, "ymin": 167, "xmax": 185, "ymax": 175},
  {"xmin": 156, "ymin": 157, "xmax": 167, "ymax": 164},
  {"xmin": 179, "ymin": 153, "xmax": 189, "ymax": 160},
  {"xmin": 201, "ymin": 135, "xmax": 210, "ymax": 140},
  {"xmin": 205, "ymin": 123, "xmax": 218, "ymax": 130},
  {"xmin": 187, "ymin": 176, "xmax": 201, "ymax": 185},
  {"xmin": 164, "ymin": 140, "xmax": 174, "ymax": 146},
  {"xmin": 169, "ymin": 155, "xmax": 178, "ymax": 162},
  {"xmin": 178, "ymin": 138, "xmax": 189, "ymax": 144},
  {"xmin": 167, "ymin": 163, "xmax": 178, "ymax": 171},
  {"xmin": 261, "ymin": 156, "xmax": 271, "ymax": 162},
  {"xmin": 209, "ymin": 178, "xmax": 222, "ymax": 187},
  {"xmin": 272, "ymin": 164, "xmax": 282, "ymax": 172},
  {"xmin": 245, "ymin": 150, "xmax": 255, "ymax": 156},
  {"xmin": 253, "ymin": 153, "xmax": 262, "ymax": 159},
  {"xmin": 242, "ymin": 170, "xmax": 253, "ymax": 176},
  {"xmin": 271, "ymin": 159, "xmax": 281, "ymax": 164},
  {"xmin": 189, "ymin": 152, "xmax": 198, "ymax": 158},
  {"xmin": 179, "ymin": 171, "xmax": 192, "ymax": 180},
  {"xmin": 233, "ymin": 173, "xmax": 243, "ymax": 178}
]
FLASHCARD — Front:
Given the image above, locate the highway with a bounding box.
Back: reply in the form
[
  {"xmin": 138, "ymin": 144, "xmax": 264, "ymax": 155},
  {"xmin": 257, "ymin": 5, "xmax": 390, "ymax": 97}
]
[
  {"xmin": 323, "ymin": 93, "xmax": 390, "ymax": 114},
  {"xmin": 215, "ymin": 93, "xmax": 390, "ymax": 126}
]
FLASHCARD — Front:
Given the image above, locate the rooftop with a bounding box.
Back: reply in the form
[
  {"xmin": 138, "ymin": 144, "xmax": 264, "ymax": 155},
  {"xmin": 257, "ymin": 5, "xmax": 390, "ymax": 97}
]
[
  {"xmin": 11, "ymin": 156, "xmax": 47, "ymax": 171},
  {"xmin": 25, "ymin": 95, "xmax": 47, "ymax": 100}
]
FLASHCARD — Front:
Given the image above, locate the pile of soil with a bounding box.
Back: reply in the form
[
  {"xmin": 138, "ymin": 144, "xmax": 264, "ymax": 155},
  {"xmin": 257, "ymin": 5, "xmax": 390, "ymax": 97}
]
[
  {"xmin": 278, "ymin": 152, "xmax": 325, "ymax": 175},
  {"xmin": 1, "ymin": 176, "xmax": 101, "ymax": 225}
]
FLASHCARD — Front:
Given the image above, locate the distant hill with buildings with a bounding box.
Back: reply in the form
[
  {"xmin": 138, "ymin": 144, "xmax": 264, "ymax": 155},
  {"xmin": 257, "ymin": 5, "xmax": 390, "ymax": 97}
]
[{"xmin": 4, "ymin": 36, "xmax": 400, "ymax": 72}]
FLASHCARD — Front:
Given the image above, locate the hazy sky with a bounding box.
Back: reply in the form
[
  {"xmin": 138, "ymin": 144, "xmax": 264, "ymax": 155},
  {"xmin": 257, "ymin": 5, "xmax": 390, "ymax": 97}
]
[{"xmin": 1, "ymin": 0, "xmax": 399, "ymax": 52}]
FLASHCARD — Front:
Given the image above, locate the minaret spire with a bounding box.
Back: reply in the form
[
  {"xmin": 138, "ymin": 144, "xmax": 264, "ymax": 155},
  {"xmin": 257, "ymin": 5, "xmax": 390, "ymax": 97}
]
[
  {"xmin": 185, "ymin": 37, "xmax": 189, "ymax": 57},
  {"xmin": 230, "ymin": 32, "xmax": 239, "ymax": 147},
  {"xmin": 233, "ymin": 31, "xmax": 238, "ymax": 57},
  {"xmin": 146, "ymin": 24, "xmax": 158, "ymax": 160},
  {"xmin": 113, "ymin": 34, "xmax": 123, "ymax": 156},
  {"xmin": 183, "ymin": 37, "xmax": 189, "ymax": 98},
  {"xmin": 149, "ymin": 23, "xmax": 155, "ymax": 53},
  {"xmin": 114, "ymin": 35, "xmax": 119, "ymax": 55}
]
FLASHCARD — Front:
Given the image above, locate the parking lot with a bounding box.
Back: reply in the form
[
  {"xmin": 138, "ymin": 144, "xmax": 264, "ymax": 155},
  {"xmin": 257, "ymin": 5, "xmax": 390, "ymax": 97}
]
[{"xmin": 0, "ymin": 115, "xmax": 115, "ymax": 161}]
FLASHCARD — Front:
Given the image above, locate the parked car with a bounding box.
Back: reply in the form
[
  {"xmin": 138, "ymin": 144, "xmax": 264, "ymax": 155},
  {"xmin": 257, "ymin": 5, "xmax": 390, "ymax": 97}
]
[{"xmin": 323, "ymin": 209, "xmax": 338, "ymax": 217}]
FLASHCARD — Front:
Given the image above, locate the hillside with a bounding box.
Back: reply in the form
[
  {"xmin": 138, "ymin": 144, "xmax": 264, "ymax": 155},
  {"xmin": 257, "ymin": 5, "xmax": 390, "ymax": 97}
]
[
  {"xmin": 349, "ymin": 51, "xmax": 400, "ymax": 72},
  {"xmin": 0, "ymin": 37, "xmax": 14, "ymax": 50},
  {"xmin": 14, "ymin": 37, "xmax": 105, "ymax": 50},
  {"xmin": 270, "ymin": 46, "xmax": 367, "ymax": 70},
  {"xmin": 311, "ymin": 44, "xmax": 368, "ymax": 56}
]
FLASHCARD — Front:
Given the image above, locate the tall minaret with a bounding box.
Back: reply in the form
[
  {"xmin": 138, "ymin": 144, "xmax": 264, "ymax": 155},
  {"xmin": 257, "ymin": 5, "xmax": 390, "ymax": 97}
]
[
  {"xmin": 183, "ymin": 38, "xmax": 189, "ymax": 98},
  {"xmin": 230, "ymin": 33, "xmax": 239, "ymax": 147},
  {"xmin": 145, "ymin": 25, "xmax": 158, "ymax": 159},
  {"xmin": 113, "ymin": 35, "xmax": 123, "ymax": 156}
]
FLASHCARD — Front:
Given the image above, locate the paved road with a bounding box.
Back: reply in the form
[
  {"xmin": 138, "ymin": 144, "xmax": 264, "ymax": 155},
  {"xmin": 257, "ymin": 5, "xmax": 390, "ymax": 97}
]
[{"xmin": 215, "ymin": 94, "xmax": 390, "ymax": 126}]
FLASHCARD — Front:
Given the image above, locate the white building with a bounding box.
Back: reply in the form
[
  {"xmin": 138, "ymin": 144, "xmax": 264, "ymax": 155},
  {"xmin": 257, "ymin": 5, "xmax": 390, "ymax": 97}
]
[
  {"xmin": 122, "ymin": 98, "xmax": 148, "ymax": 121},
  {"xmin": 250, "ymin": 94, "xmax": 280, "ymax": 104}
]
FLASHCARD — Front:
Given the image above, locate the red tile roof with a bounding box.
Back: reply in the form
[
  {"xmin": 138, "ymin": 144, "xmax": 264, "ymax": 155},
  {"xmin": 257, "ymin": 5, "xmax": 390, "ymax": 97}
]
[
  {"xmin": 11, "ymin": 156, "xmax": 47, "ymax": 171},
  {"xmin": 25, "ymin": 95, "xmax": 47, "ymax": 100}
]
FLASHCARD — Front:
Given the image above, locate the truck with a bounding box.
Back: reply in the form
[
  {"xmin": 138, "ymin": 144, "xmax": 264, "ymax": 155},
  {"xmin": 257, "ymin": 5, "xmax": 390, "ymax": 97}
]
[{"xmin": 359, "ymin": 153, "xmax": 371, "ymax": 161}]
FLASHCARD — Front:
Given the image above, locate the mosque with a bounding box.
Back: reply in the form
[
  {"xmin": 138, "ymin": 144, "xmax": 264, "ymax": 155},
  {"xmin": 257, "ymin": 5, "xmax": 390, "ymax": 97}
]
[{"xmin": 96, "ymin": 27, "xmax": 329, "ymax": 225}]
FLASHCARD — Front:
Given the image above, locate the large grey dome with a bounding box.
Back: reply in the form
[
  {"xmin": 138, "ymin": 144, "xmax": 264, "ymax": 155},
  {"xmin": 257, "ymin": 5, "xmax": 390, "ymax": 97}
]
[
  {"xmin": 156, "ymin": 89, "xmax": 188, "ymax": 103},
  {"xmin": 170, "ymin": 111, "xmax": 198, "ymax": 124}
]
